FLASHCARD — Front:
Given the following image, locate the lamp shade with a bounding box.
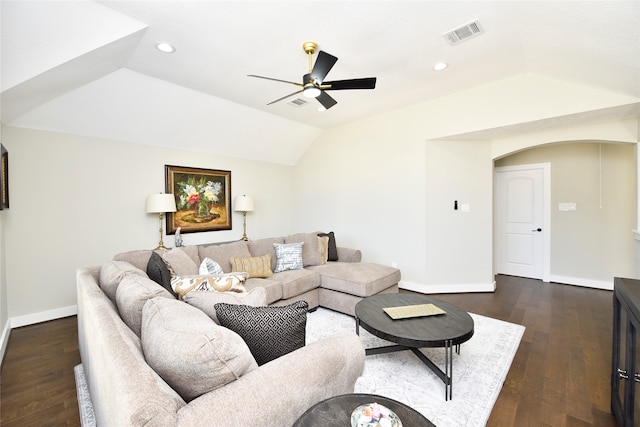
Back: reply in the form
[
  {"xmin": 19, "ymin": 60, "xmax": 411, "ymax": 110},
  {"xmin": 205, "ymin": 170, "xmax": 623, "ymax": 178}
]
[
  {"xmin": 234, "ymin": 195, "xmax": 255, "ymax": 212},
  {"xmin": 146, "ymin": 193, "xmax": 177, "ymax": 213}
]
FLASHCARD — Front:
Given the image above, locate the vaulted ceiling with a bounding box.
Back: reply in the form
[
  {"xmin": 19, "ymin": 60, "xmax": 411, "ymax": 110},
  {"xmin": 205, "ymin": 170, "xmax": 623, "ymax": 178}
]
[{"xmin": 2, "ymin": 1, "xmax": 639, "ymax": 164}]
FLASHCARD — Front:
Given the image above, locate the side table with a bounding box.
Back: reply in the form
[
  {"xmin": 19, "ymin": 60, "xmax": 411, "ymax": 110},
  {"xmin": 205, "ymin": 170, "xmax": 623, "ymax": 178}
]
[{"xmin": 293, "ymin": 393, "xmax": 434, "ymax": 426}]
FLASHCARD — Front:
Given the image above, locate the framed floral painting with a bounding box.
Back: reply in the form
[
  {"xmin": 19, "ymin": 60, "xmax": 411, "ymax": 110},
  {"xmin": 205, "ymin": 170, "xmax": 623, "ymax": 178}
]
[{"xmin": 165, "ymin": 165, "xmax": 231, "ymax": 234}]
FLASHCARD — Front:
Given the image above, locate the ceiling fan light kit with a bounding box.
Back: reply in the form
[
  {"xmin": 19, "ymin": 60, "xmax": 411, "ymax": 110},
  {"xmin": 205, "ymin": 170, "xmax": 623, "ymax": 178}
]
[{"xmin": 248, "ymin": 41, "xmax": 377, "ymax": 110}]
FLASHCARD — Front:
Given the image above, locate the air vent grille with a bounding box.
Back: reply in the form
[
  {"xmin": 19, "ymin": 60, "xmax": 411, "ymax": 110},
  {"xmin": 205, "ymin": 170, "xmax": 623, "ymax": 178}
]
[
  {"xmin": 288, "ymin": 98, "xmax": 308, "ymax": 107},
  {"xmin": 443, "ymin": 20, "xmax": 484, "ymax": 45}
]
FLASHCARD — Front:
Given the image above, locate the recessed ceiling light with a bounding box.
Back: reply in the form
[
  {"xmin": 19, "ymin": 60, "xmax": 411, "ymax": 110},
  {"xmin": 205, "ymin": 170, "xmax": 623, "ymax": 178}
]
[
  {"xmin": 317, "ymin": 106, "xmax": 326, "ymax": 112},
  {"xmin": 156, "ymin": 42, "xmax": 176, "ymax": 53},
  {"xmin": 433, "ymin": 62, "xmax": 448, "ymax": 71}
]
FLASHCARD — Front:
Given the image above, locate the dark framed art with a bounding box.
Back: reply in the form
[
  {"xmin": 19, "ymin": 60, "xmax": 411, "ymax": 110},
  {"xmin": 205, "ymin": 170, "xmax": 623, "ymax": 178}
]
[
  {"xmin": 0, "ymin": 145, "xmax": 8, "ymax": 210},
  {"xmin": 165, "ymin": 165, "xmax": 231, "ymax": 234}
]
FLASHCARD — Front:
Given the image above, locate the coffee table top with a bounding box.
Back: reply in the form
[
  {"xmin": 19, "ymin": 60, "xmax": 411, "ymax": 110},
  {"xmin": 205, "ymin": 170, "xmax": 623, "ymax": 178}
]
[
  {"xmin": 355, "ymin": 294, "xmax": 474, "ymax": 348},
  {"xmin": 293, "ymin": 393, "xmax": 434, "ymax": 427}
]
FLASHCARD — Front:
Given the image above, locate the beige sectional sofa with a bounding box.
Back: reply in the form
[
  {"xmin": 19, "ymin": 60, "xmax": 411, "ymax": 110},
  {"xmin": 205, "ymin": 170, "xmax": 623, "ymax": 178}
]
[
  {"xmin": 114, "ymin": 231, "xmax": 401, "ymax": 316},
  {"xmin": 76, "ymin": 232, "xmax": 400, "ymax": 426}
]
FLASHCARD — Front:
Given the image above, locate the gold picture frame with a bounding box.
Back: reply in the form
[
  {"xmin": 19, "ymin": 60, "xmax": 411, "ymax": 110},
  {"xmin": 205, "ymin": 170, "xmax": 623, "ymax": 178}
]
[
  {"xmin": 0, "ymin": 144, "xmax": 8, "ymax": 210},
  {"xmin": 165, "ymin": 165, "xmax": 231, "ymax": 234}
]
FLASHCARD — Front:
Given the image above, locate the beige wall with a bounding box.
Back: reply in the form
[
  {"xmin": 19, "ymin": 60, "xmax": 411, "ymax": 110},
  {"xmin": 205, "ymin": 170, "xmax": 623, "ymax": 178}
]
[
  {"xmin": 2, "ymin": 126, "xmax": 295, "ymax": 322},
  {"xmin": 495, "ymin": 142, "xmax": 636, "ymax": 284}
]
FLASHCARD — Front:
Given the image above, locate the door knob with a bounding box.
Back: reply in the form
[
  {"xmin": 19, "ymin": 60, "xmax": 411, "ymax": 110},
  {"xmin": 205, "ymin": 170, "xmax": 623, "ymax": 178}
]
[{"xmin": 532, "ymin": 228, "xmax": 542, "ymax": 232}]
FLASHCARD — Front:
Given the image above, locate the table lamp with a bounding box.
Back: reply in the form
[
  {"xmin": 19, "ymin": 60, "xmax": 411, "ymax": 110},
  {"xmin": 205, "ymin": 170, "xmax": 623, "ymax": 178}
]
[{"xmin": 146, "ymin": 193, "xmax": 177, "ymax": 250}]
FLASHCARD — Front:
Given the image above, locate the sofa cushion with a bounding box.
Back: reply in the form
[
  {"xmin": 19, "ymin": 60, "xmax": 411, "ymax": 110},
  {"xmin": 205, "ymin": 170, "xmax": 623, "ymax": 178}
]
[
  {"xmin": 248, "ymin": 237, "xmax": 284, "ymax": 271},
  {"xmin": 198, "ymin": 241, "xmax": 251, "ymax": 273},
  {"xmin": 146, "ymin": 252, "xmax": 178, "ymax": 298},
  {"xmin": 161, "ymin": 247, "xmax": 199, "ymax": 276},
  {"xmin": 99, "ymin": 261, "xmax": 147, "ymax": 303},
  {"xmin": 285, "ymin": 233, "xmax": 323, "ymax": 266},
  {"xmin": 266, "ymin": 268, "xmax": 321, "ymax": 300},
  {"xmin": 113, "ymin": 249, "xmax": 154, "ymax": 272},
  {"xmin": 184, "ymin": 287, "xmax": 267, "ymax": 324},
  {"xmin": 230, "ymin": 254, "xmax": 273, "ymax": 278},
  {"xmin": 116, "ymin": 274, "xmax": 174, "ymax": 337},
  {"xmin": 171, "ymin": 273, "xmax": 247, "ymax": 300},
  {"xmin": 141, "ymin": 298, "xmax": 258, "ymax": 402},
  {"xmin": 199, "ymin": 257, "xmax": 224, "ymax": 276},
  {"xmin": 214, "ymin": 300, "xmax": 308, "ymax": 366},
  {"xmin": 317, "ymin": 232, "xmax": 338, "ymax": 261},
  {"xmin": 310, "ymin": 262, "xmax": 401, "ymax": 297},
  {"xmin": 243, "ymin": 278, "xmax": 283, "ymax": 304},
  {"xmin": 273, "ymin": 242, "xmax": 304, "ymax": 273}
]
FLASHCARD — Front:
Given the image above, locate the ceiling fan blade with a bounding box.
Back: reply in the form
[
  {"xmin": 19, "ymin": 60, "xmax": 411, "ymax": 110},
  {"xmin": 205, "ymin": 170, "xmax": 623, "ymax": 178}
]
[
  {"xmin": 323, "ymin": 77, "xmax": 377, "ymax": 90},
  {"xmin": 316, "ymin": 91, "xmax": 337, "ymax": 110},
  {"xmin": 310, "ymin": 51, "xmax": 338, "ymax": 83},
  {"xmin": 247, "ymin": 74, "xmax": 302, "ymax": 87},
  {"xmin": 266, "ymin": 89, "xmax": 304, "ymax": 105}
]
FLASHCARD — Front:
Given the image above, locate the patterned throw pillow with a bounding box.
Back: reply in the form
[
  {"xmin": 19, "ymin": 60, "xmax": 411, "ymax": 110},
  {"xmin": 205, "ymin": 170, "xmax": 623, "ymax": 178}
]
[
  {"xmin": 229, "ymin": 254, "xmax": 273, "ymax": 278},
  {"xmin": 214, "ymin": 300, "xmax": 308, "ymax": 366},
  {"xmin": 199, "ymin": 257, "xmax": 224, "ymax": 276},
  {"xmin": 273, "ymin": 242, "xmax": 304, "ymax": 273},
  {"xmin": 171, "ymin": 273, "xmax": 248, "ymax": 300}
]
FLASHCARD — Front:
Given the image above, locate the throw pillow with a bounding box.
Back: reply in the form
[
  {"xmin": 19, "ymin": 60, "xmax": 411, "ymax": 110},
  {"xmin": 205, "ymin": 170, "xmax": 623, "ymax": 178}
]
[
  {"xmin": 199, "ymin": 257, "xmax": 224, "ymax": 276},
  {"xmin": 273, "ymin": 242, "xmax": 304, "ymax": 273},
  {"xmin": 141, "ymin": 298, "xmax": 258, "ymax": 402},
  {"xmin": 229, "ymin": 254, "xmax": 273, "ymax": 278},
  {"xmin": 184, "ymin": 287, "xmax": 267, "ymax": 324},
  {"xmin": 147, "ymin": 252, "xmax": 178, "ymax": 298},
  {"xmin": 318, "ymin": 232, "xmax": 338, "ymax": 261},
  {"xmin": 214, "ymin": 300, "xmax": 308, "ymax": 366},
  {"xmin": 116, "ymin": 274, "xmax": 174, "ymax": 337},
  {"xmin": 284, "ymin": 233, "xmax": 323, "ymax": 266},
  {"xmin": 99, "ymin": 261, "xmax": 146, "ymax": 302},
  {"xmin": 161, "ymin": 247, "xmax": 199, "ymax": 276},
  {"xmin": 317, "ymin": 236, "xmax": 329, "ymax": 264},
  {"xmin": 171, "ymin": 273, "xmax": 248, "ymax": 300}
]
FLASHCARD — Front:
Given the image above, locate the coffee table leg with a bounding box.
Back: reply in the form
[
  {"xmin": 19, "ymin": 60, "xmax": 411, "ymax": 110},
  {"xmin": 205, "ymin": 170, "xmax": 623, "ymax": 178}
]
[{"xmin": 445, "ymin": 339, "xmax": 453, "ymax": 401}]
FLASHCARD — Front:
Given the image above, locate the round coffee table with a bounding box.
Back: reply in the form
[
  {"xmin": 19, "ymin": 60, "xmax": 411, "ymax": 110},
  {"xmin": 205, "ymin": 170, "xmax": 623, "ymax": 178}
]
[
  {"xmin": 293, "ymin": 393, "xmax": 434, "ymax": 426},
  {"xmin": 355, "ymin": 293, "xmax": 474, "ymax": 400}
]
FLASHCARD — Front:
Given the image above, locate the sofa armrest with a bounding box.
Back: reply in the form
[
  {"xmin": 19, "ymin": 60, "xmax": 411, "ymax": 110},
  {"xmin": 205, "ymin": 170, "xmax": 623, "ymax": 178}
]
[
  {"xmin": 336, "ymin": 247, "xmax": 362, "ymax": 263},
  {"xmin": 176, "ymin": 330, "xmax": 365, "ymax": 427}
]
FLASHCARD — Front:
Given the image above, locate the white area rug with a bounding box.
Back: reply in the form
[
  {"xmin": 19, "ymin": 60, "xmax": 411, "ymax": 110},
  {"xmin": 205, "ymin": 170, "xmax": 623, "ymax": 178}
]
[{"xmin": 306, "ymin": 308, "xmax": 525, "ymax": 427}]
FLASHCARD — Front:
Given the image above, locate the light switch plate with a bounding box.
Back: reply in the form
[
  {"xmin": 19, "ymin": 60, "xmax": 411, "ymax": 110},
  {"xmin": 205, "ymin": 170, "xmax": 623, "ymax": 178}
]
[
  {"xmin": 461, "ymin": 203, "xmax": 470, "ymax": 212},
  {"xmin": 559, "ymin": 203, "xmax": 576, "ymax": 211}
]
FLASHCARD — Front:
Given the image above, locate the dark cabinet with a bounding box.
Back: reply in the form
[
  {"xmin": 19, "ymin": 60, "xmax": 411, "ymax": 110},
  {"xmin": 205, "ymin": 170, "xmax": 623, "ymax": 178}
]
[{"xmin": 612, "ymin": 277, "xmax": 640, "ymax": 426}]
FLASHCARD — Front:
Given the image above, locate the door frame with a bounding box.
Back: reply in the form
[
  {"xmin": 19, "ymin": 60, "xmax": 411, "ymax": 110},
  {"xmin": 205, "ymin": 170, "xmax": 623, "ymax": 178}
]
[{"xmin": 494, "ymin": 162, "xmax": 551, "ymax": 282}]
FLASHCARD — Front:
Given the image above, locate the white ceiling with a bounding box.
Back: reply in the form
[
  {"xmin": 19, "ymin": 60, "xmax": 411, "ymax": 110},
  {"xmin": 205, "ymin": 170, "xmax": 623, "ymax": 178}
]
[{"xmin": 2, "ymin": 1, "xmax": 639, "ymax": 164}]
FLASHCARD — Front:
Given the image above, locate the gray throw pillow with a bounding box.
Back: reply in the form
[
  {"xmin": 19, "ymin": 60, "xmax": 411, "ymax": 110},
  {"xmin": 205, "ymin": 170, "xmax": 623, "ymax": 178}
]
[{"xmin": 214, "ymin": 300, "xmax": 308, "ymax": 366}]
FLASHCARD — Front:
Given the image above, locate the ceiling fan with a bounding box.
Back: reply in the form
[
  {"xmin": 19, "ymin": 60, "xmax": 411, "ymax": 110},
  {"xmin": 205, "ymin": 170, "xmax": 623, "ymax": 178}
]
[{"xmin": 248, "ymin": 41, "xmax": 376, "ymax": 110}]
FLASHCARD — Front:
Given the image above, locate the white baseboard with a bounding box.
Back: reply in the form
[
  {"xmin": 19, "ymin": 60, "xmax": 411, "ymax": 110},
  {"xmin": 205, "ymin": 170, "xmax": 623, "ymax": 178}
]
[
  {"xmin": 547, "ymin": 275, "xmax": 613, "ymax": 291},
  {"xmin": 0, "ymin": 319, "xmax": 10, "ymax": 364},
  {"xmin": 10, "ymin": 305, "xmax": 78, "ymax": 329},
  {"xmin": 399, "ymin": 280, "xmax": 496, "ymax": 294}
]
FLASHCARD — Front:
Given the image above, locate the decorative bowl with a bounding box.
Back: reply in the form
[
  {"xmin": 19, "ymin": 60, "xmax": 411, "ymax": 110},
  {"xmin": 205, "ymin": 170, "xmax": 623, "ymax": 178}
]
[{"xmin": 350, "ymin": 402, "xmax": 403, "ymax": 427}]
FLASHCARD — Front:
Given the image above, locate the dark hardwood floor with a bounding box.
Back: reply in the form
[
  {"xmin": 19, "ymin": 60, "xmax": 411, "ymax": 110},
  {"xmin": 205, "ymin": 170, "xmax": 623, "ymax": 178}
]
[{"xmin": 0, "ymin": 275, "xmax": 617, "ymax": 426}]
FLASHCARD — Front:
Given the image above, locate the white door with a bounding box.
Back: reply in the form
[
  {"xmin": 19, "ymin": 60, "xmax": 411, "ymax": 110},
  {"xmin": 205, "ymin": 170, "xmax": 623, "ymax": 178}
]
[{"xmin": 494, "ymin": 164, "xmax": 549, "ymax": 280}]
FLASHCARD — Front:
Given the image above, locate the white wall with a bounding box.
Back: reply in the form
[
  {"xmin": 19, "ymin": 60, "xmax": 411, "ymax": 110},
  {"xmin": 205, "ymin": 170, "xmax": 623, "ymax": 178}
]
[
  {"xmin": 2, "ymin": 126, "xmax": 295, "ymax": 322},
  {"xmin": 294, "ymin": 74, "xmax": 639, "ymax": 293}
]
